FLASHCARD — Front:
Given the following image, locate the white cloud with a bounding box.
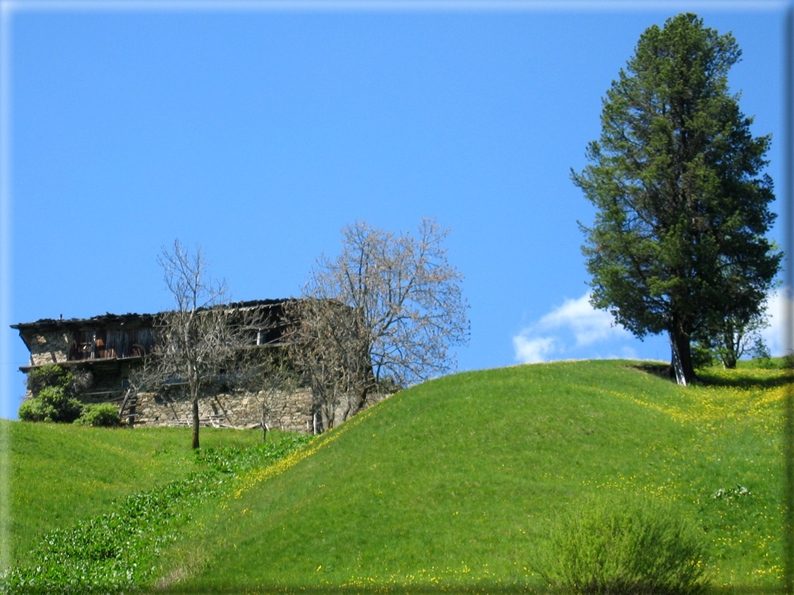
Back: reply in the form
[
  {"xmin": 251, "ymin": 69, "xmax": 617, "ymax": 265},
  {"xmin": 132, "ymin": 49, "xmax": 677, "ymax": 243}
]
[
  {"xmin": 536, "ymin": 293, "xmax": 628, "ymax": 347},
  {"xmin": 512, "ymin": 335, "xmax": 558, "ymax": 364},
  {"xmin": 603, "ymin": 346, "xmax": 640, "ymax": 360},
  {"xmin": 761, "ymin": 287, "xmax": 793, "ymax": 356},
  {"xmin": 513, "ymin": 292, "xmax": 630, "ymax": 364},
  {"xmin": 513, "ymin": 287, "xmax": 793, "ymax": 366}
]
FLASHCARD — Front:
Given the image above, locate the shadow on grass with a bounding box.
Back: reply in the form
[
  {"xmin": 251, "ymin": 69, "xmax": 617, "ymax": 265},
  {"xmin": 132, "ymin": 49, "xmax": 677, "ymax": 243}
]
[
  {"xmin": 630, "ymin": 362, "xmax": 794, "ymax": 390},
  {"xmin": 696, "ymin": 370, "xmax": 794, "ymax": 390},
  {"xmin": 631, "ymin": 362, "xmax": 674, "ymax": 380}
]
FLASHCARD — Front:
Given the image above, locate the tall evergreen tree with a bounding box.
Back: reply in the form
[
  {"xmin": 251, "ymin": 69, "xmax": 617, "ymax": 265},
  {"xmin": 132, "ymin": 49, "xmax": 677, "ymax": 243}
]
[{"xmin": 574, "ymin": 13, "xmax": 781, "ymax": 385}]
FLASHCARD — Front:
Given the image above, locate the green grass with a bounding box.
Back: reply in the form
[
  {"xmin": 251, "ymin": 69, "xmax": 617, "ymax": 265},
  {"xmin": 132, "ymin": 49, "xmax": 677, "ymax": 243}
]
[
  {"xmin": 4, "ymin": 422, "xmax": 264, "ymax": 567},
  {"xmin": 4, "ymin": 359, "xmax": 790, "ymax": 593},
  {"xmin": 3, "ymin": 432, "xmax": 313, "ymax": 593},
  {"xmin": 152, "ymin": 360, "xmax": 790, "ymax": 593}
]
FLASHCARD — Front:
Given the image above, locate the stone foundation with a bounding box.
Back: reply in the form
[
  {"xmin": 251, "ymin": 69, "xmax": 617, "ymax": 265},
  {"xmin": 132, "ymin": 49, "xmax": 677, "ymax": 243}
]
[
  {"xmin": 128, "ymin": 387, "xmax": 390, "ymax": 433},
  {"xmin": 133, "ymin": 387, "xmax": 315, "ymax": 433}
]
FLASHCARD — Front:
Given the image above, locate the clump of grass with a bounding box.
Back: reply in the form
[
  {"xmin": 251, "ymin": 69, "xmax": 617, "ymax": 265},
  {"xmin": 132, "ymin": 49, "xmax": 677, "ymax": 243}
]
[{"xmin": 536, "ymin": 495, "xmax": 708, "ymax": 595}]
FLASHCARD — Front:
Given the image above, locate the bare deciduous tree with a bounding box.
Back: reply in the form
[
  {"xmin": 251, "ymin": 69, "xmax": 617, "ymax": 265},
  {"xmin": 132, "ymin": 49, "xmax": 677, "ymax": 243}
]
[
  {"xmin": 285, "ymin": 298, "xmax": 366, "ymax": 432},
  {"xmin": 288, "ymin": 219, "xmax": 469, "ymax": 432},
  {"xmin": 138, "ymin": 240, "xmax": 261, "ymax": 449}
]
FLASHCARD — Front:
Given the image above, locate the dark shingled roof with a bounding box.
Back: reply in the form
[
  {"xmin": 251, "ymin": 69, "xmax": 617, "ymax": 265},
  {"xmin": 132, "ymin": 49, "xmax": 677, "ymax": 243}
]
[{"xmin": 10, "ymin": 298, "xmax": 294, "ymax": 332}]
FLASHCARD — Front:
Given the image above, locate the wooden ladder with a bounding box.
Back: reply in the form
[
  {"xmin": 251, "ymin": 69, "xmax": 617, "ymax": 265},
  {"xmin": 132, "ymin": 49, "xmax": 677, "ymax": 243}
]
[{"xmin": 118, "ymin": 388, "xmax": 138, "ymax": 426}]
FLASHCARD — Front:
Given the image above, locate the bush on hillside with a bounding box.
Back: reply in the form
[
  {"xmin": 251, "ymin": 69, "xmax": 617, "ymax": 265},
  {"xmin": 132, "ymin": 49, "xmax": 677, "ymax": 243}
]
[
  {"xmin": 19, "ymin": 386, "xmax": 84, "ymax": 423},
  {"xmin": 27, "ymin": 364, "xmax": 72, "ymax": 396},
  {"xmin": 19, "ymin": 364, "xmax": 94, "ymax": 424},
  {"xmin": 18, "ymin": 395, "xmax": 59, "ymax": 423},
  {"xmin": 75, "ymin": 403, "xmax": 120, "ymax": 427},
  {"xmin": 535, "ymin": 495, "xmax": 708, "ymax": 595}
]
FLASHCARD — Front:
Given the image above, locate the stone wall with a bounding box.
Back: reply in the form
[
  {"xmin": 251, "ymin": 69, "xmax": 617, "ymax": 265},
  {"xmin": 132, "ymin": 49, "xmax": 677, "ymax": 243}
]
[
  {"xmin": 133, "ymin": 387, "xmax": 315, "ymax": 433},
  {"xmin": 26, "ymin": 330, "xmax": 71, "ymax": 366},
  {"xmin": 130, "ymin": 387, "xmax": 391, "ymax": 433}
]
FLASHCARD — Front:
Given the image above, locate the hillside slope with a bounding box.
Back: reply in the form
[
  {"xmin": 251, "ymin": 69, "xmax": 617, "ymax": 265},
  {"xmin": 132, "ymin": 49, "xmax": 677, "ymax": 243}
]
[
  {"xmin": 5, "ymin": 422, "xmax": 264, "ymax": 567},
  {"xmin": 158, "ymin": 360, "xmax": 789, "ymax": 593}
]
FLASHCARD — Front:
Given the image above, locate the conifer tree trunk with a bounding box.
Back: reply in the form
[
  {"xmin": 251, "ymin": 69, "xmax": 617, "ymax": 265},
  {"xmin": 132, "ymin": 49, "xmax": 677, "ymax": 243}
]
[{"xmin": 669, "ymin": 326, "xmax": 695, "ymax": 387}]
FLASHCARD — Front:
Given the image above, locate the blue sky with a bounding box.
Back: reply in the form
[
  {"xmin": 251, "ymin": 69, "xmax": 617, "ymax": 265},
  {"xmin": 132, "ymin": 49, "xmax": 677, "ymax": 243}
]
[{"xmin": 0, "ymin": 1, "xmax": 789, "ymax": 419}]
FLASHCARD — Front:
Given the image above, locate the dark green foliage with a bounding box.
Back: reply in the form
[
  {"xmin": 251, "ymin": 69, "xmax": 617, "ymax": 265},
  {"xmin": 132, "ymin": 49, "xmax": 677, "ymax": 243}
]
[
  {"xmin": 1, "ymin": 433, "xmax": 312, "ymax": 594},
  {"xmin": 690, "ymin": 343, "xmax": 714, "ymax": 370},
  {"xmin": 194, "ymin": 434, "xmax": 313, "ymax": 474},
  {"xmin": 18, "ymin": 387, "xmax": 83, "ymax": 424},
  {"xmin": 20, "ymin": 365, "xmax": 124, "ymax": 426},
  {"xmin": 74, "ymin": 404, "xmax": 120, "ymax": 427},
  {"xmin": 536, "ymin": 496, "xmax": 708, "ymax": 595},
  {"xmin": 696, "ymin": 308, "xmax": 771, "ymax": 369},
  {"xmin": 575, "ymin": 13, "xmax": 781, "ymax": 385},
  {"xmin": 19, "ymin": 365, "xmax": 87, "ymax": 423},
  {"xmin": 26, "ymin": 364, "xmax": 72, "ymax": 396}
]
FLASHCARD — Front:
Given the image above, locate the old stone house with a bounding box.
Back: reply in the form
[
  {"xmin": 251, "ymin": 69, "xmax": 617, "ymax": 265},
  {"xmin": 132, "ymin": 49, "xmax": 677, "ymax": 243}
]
[{"xmin": 12, "ymin": 299, "xmax": 320, "ymax": 432}]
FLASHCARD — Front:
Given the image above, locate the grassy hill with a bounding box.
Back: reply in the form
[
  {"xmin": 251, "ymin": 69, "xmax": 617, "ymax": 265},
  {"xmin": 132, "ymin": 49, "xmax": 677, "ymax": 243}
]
[
  {"xmin": 4, "ymin": 421, "xmax": 265, "ymax": 568},
  {"xmin": 4, "ymin": 359, "xmax": 791, "ymax": 593}
]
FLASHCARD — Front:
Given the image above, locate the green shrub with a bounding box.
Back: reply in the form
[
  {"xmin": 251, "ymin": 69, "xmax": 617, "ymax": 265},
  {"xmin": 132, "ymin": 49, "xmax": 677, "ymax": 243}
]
[
  {"xmin": 535, "ymin": 495, "xmax": 708, "ymax": 595},
  {"xmin": 75, "ymin": 403, "xmax": 120, "ymax": 427},
  {"xmin": 19, "ymin": 386, "xmax": 84, "ymax": 423},
  {"xmin": 27, "ymin": 364, "xmax": 73, "ymax": 396},
  {"xmin": 19, "ymin": 364, "xmax": 91, "ymax": 423},
  {"xmin": 18, "ymin": 396, "xmax": 59, "ymax": 423}
]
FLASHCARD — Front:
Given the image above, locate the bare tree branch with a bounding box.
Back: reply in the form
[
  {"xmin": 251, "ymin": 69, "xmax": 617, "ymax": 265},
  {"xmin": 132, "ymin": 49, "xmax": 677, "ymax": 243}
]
[
  {"xmin": 287, "ymin": 219, "xmax": 469, "ymax": 432},
  {"xmin": 135, "ymin": 240, "xmax": 270, "ymax": 449}
]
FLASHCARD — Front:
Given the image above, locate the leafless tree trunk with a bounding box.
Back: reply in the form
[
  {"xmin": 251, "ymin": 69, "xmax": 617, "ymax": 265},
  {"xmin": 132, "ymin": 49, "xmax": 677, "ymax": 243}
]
[
  {"xmin": 287, "ymin": 219, "xmax": 469, "ymax": 432},
  {"xmin": 285, "ymin": 297, "xmax": 365, "ymax": 432},
  {"xmin": 252, "ymin": 350, "xmax": 298, "ymax": 442},
  {"xmin": 136, "ymin": 240, "xmax": 268, "ymax": 449}
]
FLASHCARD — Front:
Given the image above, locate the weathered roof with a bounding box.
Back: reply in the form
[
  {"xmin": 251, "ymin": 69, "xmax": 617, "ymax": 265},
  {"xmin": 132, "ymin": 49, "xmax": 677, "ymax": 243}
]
[
  {"xmin": 11, "ymin": 312, "xmax": 156, "ymax": 332},
  {"xmin": 11, "ymin": 298, "xmax": 294, "ymax": 332}
]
